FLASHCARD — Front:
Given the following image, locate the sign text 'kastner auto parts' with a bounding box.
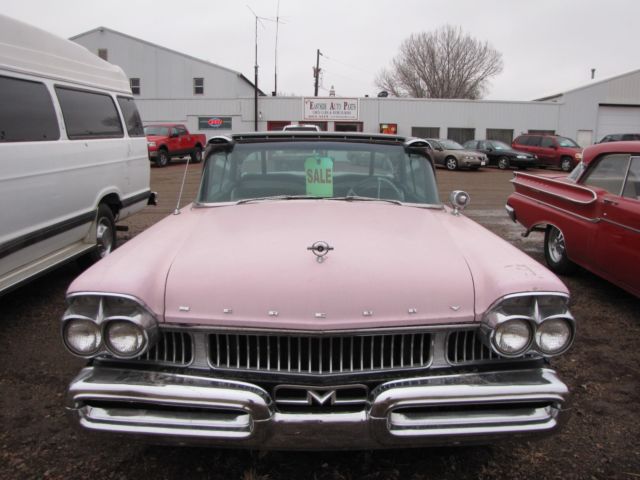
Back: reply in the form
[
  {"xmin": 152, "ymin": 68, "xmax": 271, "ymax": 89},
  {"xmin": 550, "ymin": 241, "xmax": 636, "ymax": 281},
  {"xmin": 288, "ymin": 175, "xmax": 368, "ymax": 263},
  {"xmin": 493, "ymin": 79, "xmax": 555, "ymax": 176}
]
[{"xmin": 303, "ymin": 98, "xmax": 359, "ymax": 121}]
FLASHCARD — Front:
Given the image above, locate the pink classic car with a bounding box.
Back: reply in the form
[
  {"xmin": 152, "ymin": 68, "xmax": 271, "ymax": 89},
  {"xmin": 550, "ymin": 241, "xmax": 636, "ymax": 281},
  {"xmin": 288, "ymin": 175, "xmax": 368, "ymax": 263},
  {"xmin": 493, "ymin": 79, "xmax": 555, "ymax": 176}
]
[
  {"xmin": 506, "ymin": 141, "xmax": 640, "ymax": 297},
  {"xmin": 62, "ymin": 133, "xmax": 575, "ymax": 449}
]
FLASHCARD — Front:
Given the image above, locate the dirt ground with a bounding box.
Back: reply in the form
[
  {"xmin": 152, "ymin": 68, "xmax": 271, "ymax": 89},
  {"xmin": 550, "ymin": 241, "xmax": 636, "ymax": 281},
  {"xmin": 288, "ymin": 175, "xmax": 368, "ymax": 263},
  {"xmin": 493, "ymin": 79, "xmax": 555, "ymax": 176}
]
[{"xmin": 1, "ymin": 161, "xmax": 638, "ymax": 480}]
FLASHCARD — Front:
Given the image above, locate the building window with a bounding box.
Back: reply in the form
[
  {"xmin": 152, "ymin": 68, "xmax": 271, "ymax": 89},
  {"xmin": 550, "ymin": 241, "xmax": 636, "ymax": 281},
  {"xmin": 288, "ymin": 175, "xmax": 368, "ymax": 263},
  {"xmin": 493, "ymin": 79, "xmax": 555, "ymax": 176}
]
[
  {"xmin": 486, "ymin": 128, "xmax": 514, "ymax": 144},
  {"xmin": 193, "ymin": 77, "xmax": 204, "ymax": 95},
  {"xmin": 447, "ymin": 128, "xmax": 475, "ymax": 145},
  {"xmin": 97, "ymin": 49, "xmax": 108, "ymax": 61},
  {"xmin": 130, "ymin": 78, "xmax": 140, "ymax": 95},
  {"xmin": 411, "ymin": 127, "xmax": 439, "ymax": 138}
]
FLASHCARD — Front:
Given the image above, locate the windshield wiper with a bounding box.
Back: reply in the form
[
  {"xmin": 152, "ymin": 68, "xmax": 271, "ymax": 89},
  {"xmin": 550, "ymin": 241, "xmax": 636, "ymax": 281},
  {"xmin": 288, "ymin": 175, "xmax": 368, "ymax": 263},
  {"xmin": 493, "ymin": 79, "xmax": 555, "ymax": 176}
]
[
  {"xmin": 235, "ymin": 194, "xmax": 320, "ymax": 205},
  {"xmin": 235, "ymin": 195, "xmax": 404, "ymax": 206},
  {"xmin": 331, "ymin": 195, "xmax": 403, "ymax": 205}
]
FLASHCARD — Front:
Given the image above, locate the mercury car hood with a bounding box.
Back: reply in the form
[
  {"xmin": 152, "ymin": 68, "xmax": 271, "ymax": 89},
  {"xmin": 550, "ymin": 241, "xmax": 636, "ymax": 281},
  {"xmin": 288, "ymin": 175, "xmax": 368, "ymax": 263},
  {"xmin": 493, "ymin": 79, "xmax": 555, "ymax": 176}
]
[
  {"xmin": 68, "ymin": 200, "xmax": 567, "ymax": 331},
  {"xmin": 163, "ymin": 201, "xmax": 475, "ymax": 330}
]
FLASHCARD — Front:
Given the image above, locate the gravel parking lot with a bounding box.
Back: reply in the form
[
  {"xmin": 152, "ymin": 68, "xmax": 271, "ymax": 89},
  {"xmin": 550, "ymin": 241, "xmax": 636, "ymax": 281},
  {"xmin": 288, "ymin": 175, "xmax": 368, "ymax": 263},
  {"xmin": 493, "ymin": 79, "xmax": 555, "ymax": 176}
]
[{"xmin": 1, "ymin": 162, "xmax": 638, "ymax": 480}]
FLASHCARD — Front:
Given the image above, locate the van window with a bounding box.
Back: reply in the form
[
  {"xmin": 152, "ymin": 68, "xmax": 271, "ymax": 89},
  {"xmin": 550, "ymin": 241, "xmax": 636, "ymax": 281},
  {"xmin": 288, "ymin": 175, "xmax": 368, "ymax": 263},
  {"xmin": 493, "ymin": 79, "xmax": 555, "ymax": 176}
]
[
  {"xmin": 0, "ymin": 75, "xmax": 60, "ymax": 142},
  {"xmin": 55, "ymin": 86, "xmax": 123, "ymax": 139},
  {"xmin": 116, "ymin": 96, "xmax": 144, "ymax": 137}
]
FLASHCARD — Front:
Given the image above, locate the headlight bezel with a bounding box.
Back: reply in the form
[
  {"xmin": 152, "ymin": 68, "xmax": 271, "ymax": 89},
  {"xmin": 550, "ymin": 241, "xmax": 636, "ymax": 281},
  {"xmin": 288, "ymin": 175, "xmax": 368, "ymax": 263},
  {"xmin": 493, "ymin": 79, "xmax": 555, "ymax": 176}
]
[
  {"xmin": 61, "ymin": 293, "xmax": 159, "ymax": 359},
  {"xmin": 481, "ymin": 292, "xmax": 575, "ymax": 358},
  {"xmin": 63, "ymin": 318, "xmax": 103, "ymax": 357}
]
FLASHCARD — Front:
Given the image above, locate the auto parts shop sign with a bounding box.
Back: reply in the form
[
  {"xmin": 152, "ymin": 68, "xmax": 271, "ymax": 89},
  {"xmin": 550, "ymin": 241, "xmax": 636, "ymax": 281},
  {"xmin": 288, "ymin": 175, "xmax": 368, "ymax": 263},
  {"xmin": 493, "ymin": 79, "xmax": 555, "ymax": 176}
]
[{"xmin": 304, "ymin": 98, "xmax": 359, "ymax": 121}]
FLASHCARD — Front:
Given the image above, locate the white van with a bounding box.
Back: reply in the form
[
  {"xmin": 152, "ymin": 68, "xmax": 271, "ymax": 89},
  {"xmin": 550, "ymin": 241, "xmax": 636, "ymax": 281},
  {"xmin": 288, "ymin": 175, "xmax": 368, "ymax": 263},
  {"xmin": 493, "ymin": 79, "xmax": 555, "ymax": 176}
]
[{"xmin": 0, "ymin": 15, "xmax": 153, "ymax": 294}]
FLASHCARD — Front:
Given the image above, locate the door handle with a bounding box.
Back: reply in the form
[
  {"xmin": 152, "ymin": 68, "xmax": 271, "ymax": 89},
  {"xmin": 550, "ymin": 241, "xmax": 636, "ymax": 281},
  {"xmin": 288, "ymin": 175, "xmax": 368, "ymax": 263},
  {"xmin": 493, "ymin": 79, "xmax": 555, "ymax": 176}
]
[{"xmin": 603, "ymin": 198, "xmax": 618, "ymax": 206}]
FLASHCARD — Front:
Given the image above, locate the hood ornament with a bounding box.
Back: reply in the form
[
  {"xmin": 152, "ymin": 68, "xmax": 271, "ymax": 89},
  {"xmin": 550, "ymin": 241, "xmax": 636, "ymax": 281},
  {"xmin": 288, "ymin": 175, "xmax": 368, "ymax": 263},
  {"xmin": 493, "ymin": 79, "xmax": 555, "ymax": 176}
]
[{"xmin": 307, "ymin": 241, "xmax": 334, "ymax": 263}]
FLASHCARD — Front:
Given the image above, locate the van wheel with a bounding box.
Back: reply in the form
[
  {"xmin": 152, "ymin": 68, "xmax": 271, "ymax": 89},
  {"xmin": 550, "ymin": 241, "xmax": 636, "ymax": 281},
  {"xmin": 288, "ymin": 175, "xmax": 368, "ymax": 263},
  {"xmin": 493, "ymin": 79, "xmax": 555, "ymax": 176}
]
[
  {"xmin": 544, "ymin": 225, "xmax": 576, "ymax": 275},
  {"xmin": 79, "ymin": 204, "xmax": 117, "ymax": 267},
  {"xmin": 191, "ymin": 146, "xmax": 202, "ymax": 163},
  {"xmin": 155, "ymin": 149, "xmax": 169, "ymax": 167},
  {"xmin": 561, "ymin": 157, "xmax": 573, "ymax": 172},
  {"xmin": 445, "ymin": 157, "xmax": 458, "ymax": 170},
  {"xmin": 498, "ymin": 157, "xmax": 510, "ymax": 170}
]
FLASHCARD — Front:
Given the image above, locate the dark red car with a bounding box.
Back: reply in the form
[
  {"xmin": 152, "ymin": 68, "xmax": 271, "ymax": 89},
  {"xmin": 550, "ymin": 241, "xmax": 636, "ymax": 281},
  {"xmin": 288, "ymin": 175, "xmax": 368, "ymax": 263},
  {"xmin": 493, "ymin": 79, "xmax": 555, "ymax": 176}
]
[
  {"xmin": 512, "ymin": 134, "xmax": 582, "ymax": 172},
  {"xmin": 506, "ymin": 141, "xmax": 640, "ymax": 297}
]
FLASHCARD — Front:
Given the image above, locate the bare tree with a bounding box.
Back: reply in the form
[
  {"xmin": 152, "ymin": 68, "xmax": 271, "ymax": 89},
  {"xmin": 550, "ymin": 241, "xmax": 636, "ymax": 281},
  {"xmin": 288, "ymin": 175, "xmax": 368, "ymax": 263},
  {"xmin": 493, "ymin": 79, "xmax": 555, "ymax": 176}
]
[{"xmin": 376, "ymin": 25, "xmax": 503, "ymax": 99}]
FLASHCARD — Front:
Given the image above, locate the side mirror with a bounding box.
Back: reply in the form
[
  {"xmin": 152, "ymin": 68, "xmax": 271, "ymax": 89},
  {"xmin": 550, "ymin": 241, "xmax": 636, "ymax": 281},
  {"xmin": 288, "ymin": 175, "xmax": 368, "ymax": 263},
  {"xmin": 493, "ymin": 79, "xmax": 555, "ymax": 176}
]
[
  {"xmin": 170, "ymin": 132, "xmax": 179, "ymax": 138},
  {"xmin": 486, "ymin": 147, "xmax": 493, "ymax": 152},
  {"xmin": 449, "ymin": 190, "xmax": 470, "ymax": 215},
  {"xmin": 435, "ymin": 146, "xmax": 443, "ymax": 152}
]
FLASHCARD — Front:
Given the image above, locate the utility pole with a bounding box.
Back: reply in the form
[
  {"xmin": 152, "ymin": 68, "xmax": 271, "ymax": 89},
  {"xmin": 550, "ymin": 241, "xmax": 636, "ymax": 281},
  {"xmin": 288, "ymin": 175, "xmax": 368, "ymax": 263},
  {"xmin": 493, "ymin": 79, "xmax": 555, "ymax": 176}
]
[{"xmin": 314, "ymin": 49, "xmax": 322, "ymax": 96}]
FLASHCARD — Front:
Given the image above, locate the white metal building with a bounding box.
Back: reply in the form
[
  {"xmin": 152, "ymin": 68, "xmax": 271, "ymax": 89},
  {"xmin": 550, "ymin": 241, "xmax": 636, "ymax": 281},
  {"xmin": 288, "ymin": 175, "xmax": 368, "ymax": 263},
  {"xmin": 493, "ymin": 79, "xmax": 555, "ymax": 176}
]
[{"xmin": 71, "ymin": 27, "xmax": 640, "ymax": 146}]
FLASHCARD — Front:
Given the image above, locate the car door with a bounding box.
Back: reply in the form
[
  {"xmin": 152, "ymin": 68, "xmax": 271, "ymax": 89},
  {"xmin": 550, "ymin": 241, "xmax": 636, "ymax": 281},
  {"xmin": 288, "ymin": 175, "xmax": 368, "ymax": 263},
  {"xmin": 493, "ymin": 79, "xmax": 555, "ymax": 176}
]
[
  {"xmin": 538, "ymin": 137, "xmax": 557, "ymax": 166},
  {"xmin": 478, "ymin": 141, "xmax": 498, "ymax": 165},
  {"xmin": 429, "ymin": 140, "xmax": 445, "ymax": 166},
  {"xmin": 584, "ymin": 154, "xmax": 640, "ymax": 294},
  {"xmin": 176, "ymin": 125, "xmax": 190, "ymax": 155}
]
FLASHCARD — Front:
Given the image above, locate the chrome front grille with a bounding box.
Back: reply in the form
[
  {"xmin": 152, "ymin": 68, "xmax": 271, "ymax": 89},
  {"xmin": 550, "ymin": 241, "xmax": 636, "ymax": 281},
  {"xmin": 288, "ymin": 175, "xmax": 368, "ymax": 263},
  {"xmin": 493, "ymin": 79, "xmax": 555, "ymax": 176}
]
[
  {"xmin": 208, "ymin": 333, "xmax": 432, "ymax": 375},
  {"xmin": 447, "ymin": 329, "xmax": 500, "ymax": 365},
  {"xmin": 138, "ymin": 331, "xmax": 193, "ymax": 366}
]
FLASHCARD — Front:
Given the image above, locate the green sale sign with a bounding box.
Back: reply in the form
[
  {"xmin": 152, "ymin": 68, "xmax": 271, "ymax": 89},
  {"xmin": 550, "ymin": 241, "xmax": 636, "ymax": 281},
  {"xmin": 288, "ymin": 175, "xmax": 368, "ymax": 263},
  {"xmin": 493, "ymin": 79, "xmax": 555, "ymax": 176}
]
[{"xmin": 304, "ymin": 156, "xmax": 334, "ymax": 197}]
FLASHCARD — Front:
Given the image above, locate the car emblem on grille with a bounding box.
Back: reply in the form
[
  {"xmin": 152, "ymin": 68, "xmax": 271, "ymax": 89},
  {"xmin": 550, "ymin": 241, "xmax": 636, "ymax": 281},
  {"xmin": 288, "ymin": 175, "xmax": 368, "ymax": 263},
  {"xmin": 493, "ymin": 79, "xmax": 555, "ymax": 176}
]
[
  {"xmin": 274, "ymin": 384, "xmax": 368, "ymax": 408},
  {"xmin": 307, "ymin": 389, "xmax": 337, "ymax": 406},
  {"xmin": 307, "ymin": 241, "xmax": 334, "ymax": 263}
]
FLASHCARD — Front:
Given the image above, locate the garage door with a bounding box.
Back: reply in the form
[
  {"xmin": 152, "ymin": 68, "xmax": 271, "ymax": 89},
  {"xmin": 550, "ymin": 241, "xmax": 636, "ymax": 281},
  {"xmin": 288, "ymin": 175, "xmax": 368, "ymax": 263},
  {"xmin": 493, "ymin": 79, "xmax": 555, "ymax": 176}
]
[{"xmin": 596, "ymin": 105, "xmax": 640, "ymax": 142}]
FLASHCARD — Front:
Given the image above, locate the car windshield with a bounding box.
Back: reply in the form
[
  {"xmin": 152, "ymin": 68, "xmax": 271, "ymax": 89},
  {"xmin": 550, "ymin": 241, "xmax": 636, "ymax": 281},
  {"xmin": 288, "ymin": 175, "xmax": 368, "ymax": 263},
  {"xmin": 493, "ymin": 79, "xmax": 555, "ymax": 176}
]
[
  {"xmin": 567, "ymin": 161, "xmax": 586, "ymax": 182},
  {"xmin": 198, "ymin": 141, "xmax": 439, "ymax": 205},
  {"xmin": 144, "ymin": 126, "xmax": 169, "ymax": 136},
  {"xmin": 489, "ymin": 141, "xmax": 510, "ymax": 150},
  {"xmin": 557, "ymin": 136, "xmax": 579, "ymax": 148},
  {"xmin": 439, "ymin": 139, "xmax": 464, "ymax": 150}
]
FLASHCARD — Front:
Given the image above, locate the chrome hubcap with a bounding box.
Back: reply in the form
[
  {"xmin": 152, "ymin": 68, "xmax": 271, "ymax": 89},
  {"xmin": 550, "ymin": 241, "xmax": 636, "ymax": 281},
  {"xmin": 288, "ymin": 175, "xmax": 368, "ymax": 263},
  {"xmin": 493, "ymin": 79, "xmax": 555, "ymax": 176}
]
[
  {"xmin": 447, "ymin": 159, "xmax": 456, "ymax": 169},
  {"xmin": 96, "ymin": 218, "xmax": 113, "ymax": 258},
  {"xmin": 499, "ymin": 159, "xmax": 508, "ymax": 169},
  {"xmin": 548, "ymin": 228, "xmax": 565, "ymax": 263}
]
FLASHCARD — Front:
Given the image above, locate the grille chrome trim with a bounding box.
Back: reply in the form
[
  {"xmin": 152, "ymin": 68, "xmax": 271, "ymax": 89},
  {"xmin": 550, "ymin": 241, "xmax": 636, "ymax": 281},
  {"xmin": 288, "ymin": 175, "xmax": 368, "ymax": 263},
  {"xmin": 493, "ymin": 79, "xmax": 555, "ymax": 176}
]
[
  {"xmin": 208, "ymin": 332, "xmax": 432, "ymax": 375},
  {"xmin": 446, "ymin": 329, "xmax": 537, "ymax": 365},
  {"xmin": 136, "ymin": 330, "xmax": 194, "ymax": 366}
]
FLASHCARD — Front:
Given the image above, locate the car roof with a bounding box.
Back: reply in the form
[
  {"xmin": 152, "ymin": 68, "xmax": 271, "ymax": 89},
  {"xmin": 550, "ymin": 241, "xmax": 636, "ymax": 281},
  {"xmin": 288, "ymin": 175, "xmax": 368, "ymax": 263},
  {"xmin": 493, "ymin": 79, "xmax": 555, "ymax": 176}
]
[
  {"xmin": 581, "ymin": 141, "xmax": 640, "ymax": 166},
  {"xmin": 0, "ymin": 14, "xmax": 130, "ymax": 93},
  {"xmin": 206, "ymin": 132, "xmax": 435, "ymax": 150},
  {"xmin": 231, "ymin": 131, "xmax": 409, "ymax": 143}
]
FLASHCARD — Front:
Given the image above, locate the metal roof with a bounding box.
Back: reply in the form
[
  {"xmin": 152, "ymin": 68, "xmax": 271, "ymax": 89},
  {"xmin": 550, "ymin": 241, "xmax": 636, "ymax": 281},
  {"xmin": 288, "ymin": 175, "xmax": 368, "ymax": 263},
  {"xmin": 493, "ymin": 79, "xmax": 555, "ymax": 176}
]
[{"xmin": 71, "ymin": 26, "xmax": 265, "ymax": 96}]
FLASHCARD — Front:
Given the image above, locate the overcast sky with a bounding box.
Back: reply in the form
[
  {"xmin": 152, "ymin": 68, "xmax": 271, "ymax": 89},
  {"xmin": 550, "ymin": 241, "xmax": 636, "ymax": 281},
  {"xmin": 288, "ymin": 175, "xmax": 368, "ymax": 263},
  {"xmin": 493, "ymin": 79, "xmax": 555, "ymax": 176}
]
[{"xmin": 4, "ymin": 0, "xmax": 639, "ymax": 100}]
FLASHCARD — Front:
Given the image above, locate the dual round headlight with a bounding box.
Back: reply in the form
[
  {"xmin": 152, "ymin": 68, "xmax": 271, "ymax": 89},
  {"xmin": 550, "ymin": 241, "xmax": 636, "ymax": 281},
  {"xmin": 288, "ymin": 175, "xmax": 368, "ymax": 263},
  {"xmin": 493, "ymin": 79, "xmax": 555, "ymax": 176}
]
[
  {"xmin": 64, "ymin": 320, "xmax": 102, "ymax": 356},
  {"xmin": 63, "ymin": 318, "xmax": 146, "ymax": 358},
  {"xmin": 492, "ymin": 317, "xmax": 573, "ymax": 357},
  {"xmin": 535, "ymin": 318, "xmax": 573, "ymax": 355},
  {"xmin": 494, "ymin": 319, "xmax": 532, "ymax": 356}
]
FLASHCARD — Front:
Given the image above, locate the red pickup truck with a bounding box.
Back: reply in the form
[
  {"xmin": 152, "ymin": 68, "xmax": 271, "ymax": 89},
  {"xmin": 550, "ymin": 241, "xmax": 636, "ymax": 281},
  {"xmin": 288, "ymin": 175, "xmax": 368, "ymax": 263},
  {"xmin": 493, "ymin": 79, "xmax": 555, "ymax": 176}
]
[{"xmin": 144, "ymin": 124, "xmax": 206, "ymax": 167}]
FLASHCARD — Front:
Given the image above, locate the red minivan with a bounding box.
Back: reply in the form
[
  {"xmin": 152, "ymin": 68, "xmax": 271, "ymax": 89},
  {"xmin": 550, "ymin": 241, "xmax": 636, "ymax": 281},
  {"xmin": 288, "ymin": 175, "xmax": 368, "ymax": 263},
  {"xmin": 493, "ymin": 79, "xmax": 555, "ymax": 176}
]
[{"xmin": 512, "ymin": 134, "xmax": 582, "ymax": 171}]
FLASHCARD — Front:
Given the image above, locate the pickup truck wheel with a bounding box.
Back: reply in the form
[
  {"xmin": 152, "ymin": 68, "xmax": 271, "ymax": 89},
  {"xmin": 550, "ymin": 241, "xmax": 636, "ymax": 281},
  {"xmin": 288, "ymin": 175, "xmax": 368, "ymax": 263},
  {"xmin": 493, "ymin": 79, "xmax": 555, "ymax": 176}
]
[
  {"xmin": 544, "ymin": 225, "xmax": 576, "ymax": 275},
  {"xmin": 155, "ymin": 149, "xmax": 169, "ymax": 167},
  {"xmin": 190, "ymin": 146, "xmax": 202, "ymax": 163},
  {"xmin": 445, "ymin": 157, "xmax": 458, "ymax": 170},
  {"xmin": 498, "ymin": 157, "xmax": 510, "ymax": 170},
  {"xmin": 561, "ymin": 157, "xmax": 573, "ymax": 172},
  {"xmin": 78, "ymin": 204, "xmax": 117, "ymax": 268}
]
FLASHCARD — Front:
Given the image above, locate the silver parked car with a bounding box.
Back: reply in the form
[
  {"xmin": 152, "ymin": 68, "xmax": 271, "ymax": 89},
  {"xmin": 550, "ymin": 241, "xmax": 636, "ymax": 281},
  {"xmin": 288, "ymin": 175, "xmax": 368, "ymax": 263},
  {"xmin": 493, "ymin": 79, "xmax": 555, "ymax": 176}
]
[{"xmin": 426, "ymin": 138, "xmax": 487, "ymax": 170}]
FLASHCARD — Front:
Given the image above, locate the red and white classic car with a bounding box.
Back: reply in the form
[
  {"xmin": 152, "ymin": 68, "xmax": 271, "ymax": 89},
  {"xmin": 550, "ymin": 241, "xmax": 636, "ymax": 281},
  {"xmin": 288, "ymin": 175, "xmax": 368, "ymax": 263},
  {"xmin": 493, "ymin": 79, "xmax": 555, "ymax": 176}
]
[
  {"xmin": 507, "ymin": 141, "xmax": 640, "ymax": 298},
  {"xmin": 62, "ymin": 133, "xmax": 575, "ymax": 449}
]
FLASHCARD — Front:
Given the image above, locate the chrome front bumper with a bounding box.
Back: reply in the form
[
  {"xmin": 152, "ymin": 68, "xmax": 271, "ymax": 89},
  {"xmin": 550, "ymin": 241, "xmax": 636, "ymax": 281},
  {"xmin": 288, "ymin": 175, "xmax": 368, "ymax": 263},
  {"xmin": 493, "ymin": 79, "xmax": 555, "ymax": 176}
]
[{"xmin": 66, "ymin": 366, "xmax": 569, "ymax": 449}]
